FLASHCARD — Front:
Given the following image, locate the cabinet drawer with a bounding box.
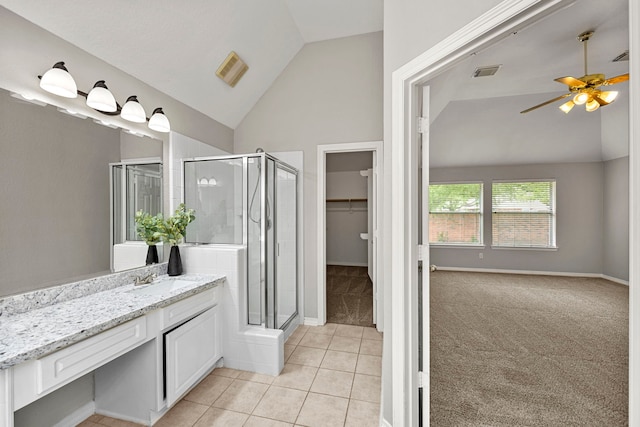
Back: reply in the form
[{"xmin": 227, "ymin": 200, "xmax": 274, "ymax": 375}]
[
  {"xmin": 14, "ymin": 317, "xmax": 147, "ymax": 410},
  {"xmin": 38, "ymin": 317, "xmax": 147, "ymax": 395},
  {"xmin": 163, "ymin": 287, "xmax": 217, "ymax": 328}
]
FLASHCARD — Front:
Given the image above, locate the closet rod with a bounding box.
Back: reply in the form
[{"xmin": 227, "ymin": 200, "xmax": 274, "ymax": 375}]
[{"xmin": 326, "ymin": 198, "xmax": 367, "ymax": 203}]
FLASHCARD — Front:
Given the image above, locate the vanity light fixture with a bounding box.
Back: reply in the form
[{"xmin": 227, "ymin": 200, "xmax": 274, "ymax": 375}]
[
  {"xmin": 38, "ymin": 61, "xmax": 171, "ymax": 133},
  {"xmin": 39, "ymin": 62, "xmax": 77, "ymax": 98},
  {"xmin": 86, "ymin": 80, "xmax": 117, "ymax": 112},
  {"xmin": 197, "ymin": 177, "xmax": 218, "ymax": 187},
  {"xmin": 120, "ymin": 95, "xmax": 147, "ymax": 123},
  {"xmin": 148, "ymin": 107, "xmax": 171, "ymax": 132}
]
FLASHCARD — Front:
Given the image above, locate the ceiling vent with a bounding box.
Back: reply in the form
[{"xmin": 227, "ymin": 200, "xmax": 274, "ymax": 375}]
[
  {"xmin": 612, "ymin": 50, "xmax": 629, "ymax": 62},
  {"xmin": 472, "ymin": 65, "xmax": 501, "ymax": 78},
  {"xmin": 216, "ymin": 51, "xmax": 249, "ymax": 87}
]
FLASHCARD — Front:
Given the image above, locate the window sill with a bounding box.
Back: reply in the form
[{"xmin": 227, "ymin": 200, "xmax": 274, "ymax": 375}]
[
  {"xmin": 429, "ymin": 244, "xmax": 486, "ymax": 249},
  {"xmin": 491, "ymin": 246, "xmax": 558, "ymax": 251}
]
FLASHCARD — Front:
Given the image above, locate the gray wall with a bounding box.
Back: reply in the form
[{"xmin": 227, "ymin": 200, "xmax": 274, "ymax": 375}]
[
  {"xmin": 0, "ymin": 89, "xmax": 120, "ymax": 297},
  {"xmin": 382, "ymin": 2, "xmax": 503, "ymax": 422},
  {"xmin": 234, "ymin": 31, "xmax": 383, "ymax": 319},
  {"xmin": 120, "ymin": 132, "xmax": 162, "ymax": 160},
  {"xmin": 326, "ymin": 171, "xmax": 369, "ymax": 266},
  {"xmin": 429, "ymin": 162, "xmax": 605, "ymax": 274},
  {"xmin": 603, "ymin": 156, "xmax": 629, "ymax": 280},
  {"xmin": 14, "ymin": 374, "xmax": 93, "ymax": 427},
  {"xmin": 0, "ymin": 6, "xmax": 233, "ymax": 153}
]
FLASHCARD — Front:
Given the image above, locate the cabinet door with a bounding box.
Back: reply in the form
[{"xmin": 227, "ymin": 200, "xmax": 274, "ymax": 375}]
[{"xmin": 165, "ymin": 305, "xmax": 221, "ymax": 407}]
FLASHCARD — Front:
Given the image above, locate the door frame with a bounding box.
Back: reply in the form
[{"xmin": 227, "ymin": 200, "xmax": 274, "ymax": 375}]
[
  {"xmin": 390, "ymin": 0, "xmax": 639, "ymax": 425},
  {"xmin": 317, "ymin": 141, "xmax": 383, "ymax": 330}
]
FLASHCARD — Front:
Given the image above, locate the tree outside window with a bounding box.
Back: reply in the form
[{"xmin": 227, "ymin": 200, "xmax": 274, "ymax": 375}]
[{"xmin": 429, "ymin": 183, "xmax": 483, "ymax": 245}]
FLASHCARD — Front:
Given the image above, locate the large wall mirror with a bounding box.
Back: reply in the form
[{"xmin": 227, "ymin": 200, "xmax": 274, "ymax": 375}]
[{"xmin": 0, "ymin": 88, "xmax": 163, "ymax": 298}]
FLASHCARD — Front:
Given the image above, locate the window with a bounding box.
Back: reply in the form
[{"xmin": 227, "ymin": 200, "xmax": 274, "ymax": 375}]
[
  {"xmin": 429, "ymin": 183, "xmax": 483, "ymax": 245},
  {"xmin": 492, "ymin": 181, "xmax": 556, "ymax": 248}
]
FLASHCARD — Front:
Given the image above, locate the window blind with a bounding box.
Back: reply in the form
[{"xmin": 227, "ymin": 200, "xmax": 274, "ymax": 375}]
[
  {"xmin": 429, "ymin": 183, "xmax": 482, "ymax": 245},
  {"xmin": 492, "ymin": 181, "xmax": 555, "ymax": 248}
]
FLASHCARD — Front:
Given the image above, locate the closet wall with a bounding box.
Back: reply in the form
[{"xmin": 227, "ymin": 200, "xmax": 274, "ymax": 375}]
[{"xmin": 326, "ymin": 170, "xmax": 368, "ymax": 266}]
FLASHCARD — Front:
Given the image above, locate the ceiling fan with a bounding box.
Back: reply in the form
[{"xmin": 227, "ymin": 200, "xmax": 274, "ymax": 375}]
[{"xmin": 520, "ymin": 30, "xmax": 629, "ymax": 114}]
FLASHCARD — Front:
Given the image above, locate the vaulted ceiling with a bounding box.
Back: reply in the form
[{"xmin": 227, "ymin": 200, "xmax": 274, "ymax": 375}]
[
  {"xmin": 0, "ymin": 0, "xmax": 630, "ymax": 168},
  {"xmin": 429, "ymin": 0, "xmax": 629, "ymax": 167},
  {"xmin": 0, "ymin": 0, "xmax": 383, "ymax": 129}
]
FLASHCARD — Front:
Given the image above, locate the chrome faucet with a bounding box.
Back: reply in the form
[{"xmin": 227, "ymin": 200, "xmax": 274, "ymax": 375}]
[{"xmin": 134, "ymin": 273, "xmax": 156, "ymax": 285}]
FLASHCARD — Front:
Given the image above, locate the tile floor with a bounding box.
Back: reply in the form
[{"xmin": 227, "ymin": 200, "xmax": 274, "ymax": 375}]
[{"xmin": 78, "ymin": 323, "xmax": 382, "ymax": 427}]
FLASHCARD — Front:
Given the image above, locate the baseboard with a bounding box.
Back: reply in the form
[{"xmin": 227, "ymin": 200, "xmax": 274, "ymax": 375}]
[
  {"xmin": 53, "ymin": 401, "xmax": 95, "ymax": 427},
  {"xmin": 435, "ymin": 266, "xmax": 629, "ymax": 285},
  {"xmin": 601, "ymin": 274, "xmax": 629, "ymax": 286},
  {"xmin": 304, "ymin": 317, "xmax": 320, "ymax": 326},
  {"xmin": 95, "ymin": 408, "xmax": 149, "ymax": 426},
  {"xmin": 326, "ymin": 261, "xmax": 368, "ymax": 267}
]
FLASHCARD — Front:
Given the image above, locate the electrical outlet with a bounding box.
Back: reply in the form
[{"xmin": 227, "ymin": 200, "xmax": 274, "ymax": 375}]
[{"xmin": 479, "ymin": 252, "xmax": 483, "ymax": 259}]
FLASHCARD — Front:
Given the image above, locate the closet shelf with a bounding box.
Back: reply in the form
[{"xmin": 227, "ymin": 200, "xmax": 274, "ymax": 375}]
[{"xmin": 326, "ymin": 198, "xmax": 367, "ymax": 203}]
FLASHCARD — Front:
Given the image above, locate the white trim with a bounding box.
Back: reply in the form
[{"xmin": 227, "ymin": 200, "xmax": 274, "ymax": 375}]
[
  {"xmin": 430, "ymin": 244, "xmax": 486, "ymax": 250},
  {"xmin": 317, "ymin": 141, "xmax": 383, "ymax": 328},
  {"xmin": 96, "ymin": 408, "xmax": 147, "ymax": 426},
  {"xmin": 0, "ymin": 368, "xmax": 13, "ymax": 427},
  {"xmin": 326, "ymin": 261, "xmax": 368, "ymax": 267},
  {"xmin": 380, "ymin": 417, "xmax": 392, "ymax": 427},
  {"xmin": 52, "ymin": 401, "xmax": 95, "ymax": 427},
  {"xmin": 602, "ymin": 275, "xmax": 630, "ymax": 286},
  {"xmin": 391, "ymin": 0, "xmax": 583, "ymax": 425},
  {"xmin": 436, "ymin": 266, "xmax": 629, "ymax": 284},
  {"xmin": 303, "ymin": 317, "xmax": 320, "ymax": 326},
  {"xmin": 629, "ymin": 1, "xmax": 640, "ymax": 424}
]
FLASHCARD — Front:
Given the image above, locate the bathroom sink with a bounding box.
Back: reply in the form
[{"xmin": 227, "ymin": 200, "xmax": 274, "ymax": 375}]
[{"xmin": 127, "ymin": 278, "xmax": 199, "ymax": 296}]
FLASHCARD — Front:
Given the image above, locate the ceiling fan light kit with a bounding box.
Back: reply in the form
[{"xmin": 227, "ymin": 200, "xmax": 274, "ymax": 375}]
[
  {"xmin": 521, "ymin": 30, "xmax": 629, "ymax": 115},
  {"xmin": 38, "ymin": 61, "xmax": 171, "ymax": 132}
]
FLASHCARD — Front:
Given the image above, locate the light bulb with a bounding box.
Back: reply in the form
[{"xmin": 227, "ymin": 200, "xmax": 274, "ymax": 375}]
[
  {"xmin": 120, "ymin": 95, "xmax": 146, "ymax": 123},
  {"xmin": 148, "ymin": 107, "xmax": 171, "ymax": 133},
  {"xmin": 39, "ymin": 62, "xmax": 77, "ymax": 98},
  {"xmin": 559, "ymin": 100, "xmax": 575, "ymax": 114},
  {"xmin": 585, "ymin": 98, "xmax": 600, "ymax": 112},
  {"xmin": 86, "ymin": 80, "xmax": 117, "ymax": 112},
  {"xmin": 599, "ymin": 91, "xmax": 619, "ymax": 104},
  {"xmin": 573, "ymin": 92, "xmax": 589, "ymax": 105}
]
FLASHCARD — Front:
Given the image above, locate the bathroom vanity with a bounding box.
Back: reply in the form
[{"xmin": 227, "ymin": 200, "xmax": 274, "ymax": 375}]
[{"xmin": 0, "ymin": 264, "xmax": 225, "ymax": 426}]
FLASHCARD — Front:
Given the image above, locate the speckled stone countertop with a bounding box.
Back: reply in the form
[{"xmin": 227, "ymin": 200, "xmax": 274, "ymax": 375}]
[{"xmin": 0, "ymin": 272, "xmax": 225, "ymax": 369}]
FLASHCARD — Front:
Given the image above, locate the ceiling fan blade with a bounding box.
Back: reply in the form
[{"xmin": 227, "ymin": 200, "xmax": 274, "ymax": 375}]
[
  {"xmin": 603, "ymin": 73, "xmax": 629, "ymax": 85},
  {"xmin": 554, "ymin": 76, "xmax": 586, "ymax": 88},
  {"xmin": 520, "ymin": 93, "xmax": 572, "ymax": 114},
  {"xmin": 593, "ymin": 94, "xmax": 610, "ymax": 106}
]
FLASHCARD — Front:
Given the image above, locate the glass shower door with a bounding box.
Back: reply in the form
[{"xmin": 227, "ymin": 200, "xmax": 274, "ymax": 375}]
[{"xmin": 275, "ymin": 163, "xmax": 297, "ymax": 328}]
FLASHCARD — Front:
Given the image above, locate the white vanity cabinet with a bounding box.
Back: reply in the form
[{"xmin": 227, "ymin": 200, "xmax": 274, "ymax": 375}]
[
  {"xmin": 165, "ymin": 304, "xmax": 221, "ymax": 407},
  {"xmin": 95, "ymin": 287, "xmax": 222, "ymax": 424}
]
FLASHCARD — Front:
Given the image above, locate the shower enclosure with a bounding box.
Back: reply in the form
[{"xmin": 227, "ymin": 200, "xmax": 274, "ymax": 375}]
[{"xmin": 183, "ymin": 153, "xmax": 298, "ymax": 330}]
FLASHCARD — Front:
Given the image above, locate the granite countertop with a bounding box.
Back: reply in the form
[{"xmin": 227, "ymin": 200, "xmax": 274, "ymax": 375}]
[{"xmin": 0, "ymin": 273, "xmax": 225, "ymax": 369}]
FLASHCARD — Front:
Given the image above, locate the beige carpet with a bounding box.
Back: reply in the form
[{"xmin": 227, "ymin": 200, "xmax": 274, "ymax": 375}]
[
  {"xmin": 430, "ymin": 271, "xmax": 628, "ymax": 426},
  {"xmin": 326, "ymin": 265, "xmax": 374, "ymax": 327}
]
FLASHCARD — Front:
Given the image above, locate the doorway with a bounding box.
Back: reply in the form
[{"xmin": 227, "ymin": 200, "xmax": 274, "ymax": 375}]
[
  {"xmin": 325, "ymin": 151, "xmax": 373, "ymax": 326},
  {"xmin": 317, "ymin": 141, "xmax": 383, "ymax": 330},
  {"xmin": 390, "ymin": 0, "xmax": 639, "ymax": 425}
]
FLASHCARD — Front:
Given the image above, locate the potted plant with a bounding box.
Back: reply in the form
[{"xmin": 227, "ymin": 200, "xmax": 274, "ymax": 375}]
[
  {"xmin": 134, "ymin": 211, "xmax": 163, "ymax": 265},
  {"xmin": 158, "ymin": 203, "xmax": 196, "ymax": 276}
]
